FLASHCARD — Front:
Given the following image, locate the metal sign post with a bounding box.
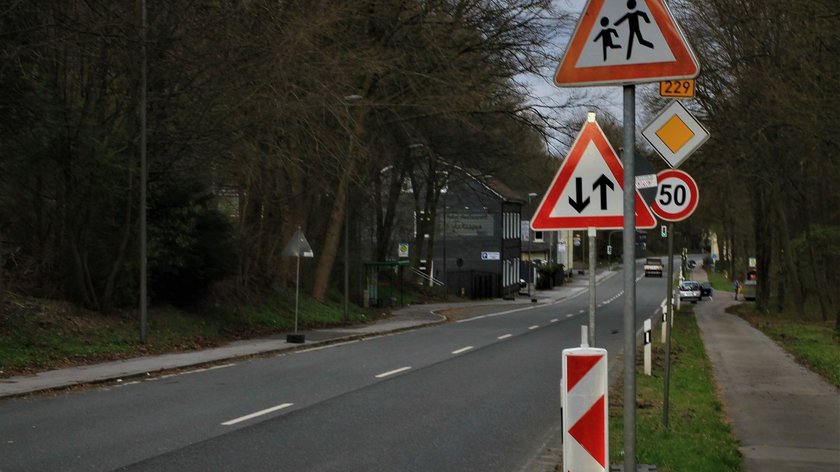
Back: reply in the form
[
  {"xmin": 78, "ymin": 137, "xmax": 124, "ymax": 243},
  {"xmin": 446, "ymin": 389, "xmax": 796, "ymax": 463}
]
[
  {"xmin": 588, "ymin": 227, "xmax": 597, "ymax": 347},
  {"xmin": 663, "ymin": 221, "xmax": 675, "ymax": 426},
  {"xmin": 621, "ymin": 84, "xmax": 637, "ymax": 472},
  {"xmin": 282, "ymin": 227, "xmax": 314, "ymax": 344}
]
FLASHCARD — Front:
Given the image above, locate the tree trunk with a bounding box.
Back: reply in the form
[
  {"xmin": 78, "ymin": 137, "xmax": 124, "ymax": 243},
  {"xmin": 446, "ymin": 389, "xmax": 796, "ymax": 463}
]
[
  {"xmin": 753, "ymin": 186, "xmax": 773, "ymax": 311},
  {"xmin": 311, "ymin": 170, "xmax": 350, "ymax": 302},
  {"xmin": 101, "ymin": 166, "xmax": 134, "ymax": 313}
]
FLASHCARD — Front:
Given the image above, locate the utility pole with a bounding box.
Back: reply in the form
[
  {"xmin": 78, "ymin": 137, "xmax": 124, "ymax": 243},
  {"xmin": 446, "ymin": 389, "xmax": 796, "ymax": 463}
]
[{"xmin": 139, "ymin": 0, "xmax": 148, "ymax": 344}]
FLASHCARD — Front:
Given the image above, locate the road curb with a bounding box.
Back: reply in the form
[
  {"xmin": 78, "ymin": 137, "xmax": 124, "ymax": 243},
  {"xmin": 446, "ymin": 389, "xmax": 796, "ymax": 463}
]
[{"xmin": 0, "ymin": 314, "xmax": 448, "ymax": 400}]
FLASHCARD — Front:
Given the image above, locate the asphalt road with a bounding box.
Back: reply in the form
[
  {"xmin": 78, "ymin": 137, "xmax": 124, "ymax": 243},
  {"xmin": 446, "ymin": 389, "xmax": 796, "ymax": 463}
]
[{"xmin": 0, "ymin": 261, "xmax": 669, "ymax": 471}]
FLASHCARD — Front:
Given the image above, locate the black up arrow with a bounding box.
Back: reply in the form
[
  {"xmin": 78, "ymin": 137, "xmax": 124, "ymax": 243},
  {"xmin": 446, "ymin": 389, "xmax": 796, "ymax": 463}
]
[
  {"xmin": 568, "ymin": 177, "xmax": 590, "ymax": 213},
  {"xmin": 592, "ymin": 174, "xmax": 614, "ymax": 210}
]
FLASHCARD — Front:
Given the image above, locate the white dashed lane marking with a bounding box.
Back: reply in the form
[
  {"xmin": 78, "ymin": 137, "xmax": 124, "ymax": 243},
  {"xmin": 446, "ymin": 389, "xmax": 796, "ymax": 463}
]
[
  {"xmin": 375, "ymin": 367, "xmax": 412, "ymax": 379},
  {"xmin": 222, "ymin": 403, "xmax": 294, "ymax": 426}
]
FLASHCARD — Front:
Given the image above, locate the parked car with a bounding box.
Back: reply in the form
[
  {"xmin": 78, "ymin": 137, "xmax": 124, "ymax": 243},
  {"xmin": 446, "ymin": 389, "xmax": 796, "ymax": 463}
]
[
  {"xmin": 679, "ymin": 280, "xmax": 701, "ymax": 303},
  {"xmin": 700, "ymin": 281, "xmax": 712, "ymax": 299}
]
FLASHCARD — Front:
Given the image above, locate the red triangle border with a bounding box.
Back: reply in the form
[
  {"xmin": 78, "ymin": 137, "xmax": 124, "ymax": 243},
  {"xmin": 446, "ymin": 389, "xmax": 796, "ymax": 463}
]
[
  {"xmin": 531, "ymin": 120, "xmax": 657, "ymax": 230},
  {"xmin": 554, "ymin": 0, "xmax": 700, "ymax": 86}
]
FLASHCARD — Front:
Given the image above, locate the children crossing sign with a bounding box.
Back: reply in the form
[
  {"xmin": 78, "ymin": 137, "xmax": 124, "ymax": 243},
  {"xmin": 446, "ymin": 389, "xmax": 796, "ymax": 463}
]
[{"xmin": 554, "ymin": 0, "xmax": 699, "ymax": 86}]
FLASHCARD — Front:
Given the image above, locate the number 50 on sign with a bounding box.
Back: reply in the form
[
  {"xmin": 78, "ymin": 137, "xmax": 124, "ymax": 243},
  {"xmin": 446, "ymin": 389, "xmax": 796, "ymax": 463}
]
[{"xmin": 651, "ymin": 169, "xmax": 699, "ymax": 222}]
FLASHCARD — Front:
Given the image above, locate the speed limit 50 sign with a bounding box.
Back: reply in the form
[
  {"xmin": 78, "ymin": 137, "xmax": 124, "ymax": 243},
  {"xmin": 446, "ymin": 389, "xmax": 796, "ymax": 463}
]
[{"xmin": 651, "ymin": 169, "xmax": 699, "ymax": 222}]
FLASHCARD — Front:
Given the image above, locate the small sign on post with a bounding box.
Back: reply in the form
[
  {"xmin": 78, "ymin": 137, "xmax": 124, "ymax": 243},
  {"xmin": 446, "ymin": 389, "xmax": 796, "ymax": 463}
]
[
  {"xmin": 642, "ymin": 101, "xmax": 709, "ymax": 169},
  {"xmin": 282, "ymin": 227, "xmax": 314, "ymax": 344},
  {"xmin": 659, "ymin": 79, "xmax": 695, "ymax": 98}
]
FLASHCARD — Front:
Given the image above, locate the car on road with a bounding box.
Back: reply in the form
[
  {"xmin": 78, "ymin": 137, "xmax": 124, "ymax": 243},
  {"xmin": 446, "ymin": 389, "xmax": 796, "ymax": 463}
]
[
  {"xmin": 679, "ymin": 280, "xmax": 701, "ymax": 303},
  {"xmin": 644, "ymin": 258, "xmax": 664, "ymax": 277},
  {"xmin": 700, "ymin": 281, "xmax": 712, "ymax": 299}
]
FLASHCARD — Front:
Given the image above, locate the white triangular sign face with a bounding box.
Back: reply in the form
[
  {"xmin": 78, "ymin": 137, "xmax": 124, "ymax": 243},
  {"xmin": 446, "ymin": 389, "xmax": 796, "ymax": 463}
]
[
  {"xmin": 555, "ymin": 0, "xmax": 699, "ymax": 86},
  {"xmin": 531, "ymin": 118, "xmax": 657, "ymax": 230},
  {"xmin": 282, "ymin": 228, "xmax": 314, "ymax": 258}
]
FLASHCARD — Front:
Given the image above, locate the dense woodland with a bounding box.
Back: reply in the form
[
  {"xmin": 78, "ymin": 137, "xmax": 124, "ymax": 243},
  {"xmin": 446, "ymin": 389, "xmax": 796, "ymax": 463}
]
[
  {"xmin": 666, "ymin": 0, "xmax": 840, "ymax": 323},
  {"xmin": 0, "ymin": 0, "xmax": 838, "ymax": 326},
  {"xmin": 0, "ymin": 0, "xmax": 573, "ymax": 312}
]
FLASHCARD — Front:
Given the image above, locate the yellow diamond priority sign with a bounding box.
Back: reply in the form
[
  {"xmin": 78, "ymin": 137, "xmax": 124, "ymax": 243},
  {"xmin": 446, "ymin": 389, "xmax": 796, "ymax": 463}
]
[{"xmin": 642, "ymin": 101, "xmax": 709, "ymax": 168}]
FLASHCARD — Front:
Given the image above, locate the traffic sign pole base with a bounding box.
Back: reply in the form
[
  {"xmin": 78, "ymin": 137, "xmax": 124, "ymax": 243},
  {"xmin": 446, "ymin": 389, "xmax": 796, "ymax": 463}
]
[{"xmin": 286, "ymin": 333, "xmax": 305, "ymax": 344}]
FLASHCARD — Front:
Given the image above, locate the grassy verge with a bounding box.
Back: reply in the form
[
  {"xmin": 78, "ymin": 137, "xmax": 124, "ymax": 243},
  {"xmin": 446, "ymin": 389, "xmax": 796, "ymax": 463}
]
[
  {"xmin": 730, "ymin": 304, "xmax": 840, "ymax": 388},
  {"xmin": 0, "ymin": 289, "xmax": 381, "ymax": 376},
  {"xmin": 608, "ymin": 306, "xmax": 741, "ymax": 471},
  {"xmin": 705, "ymin": 269, "xmax": 734, "ymax": 293}
]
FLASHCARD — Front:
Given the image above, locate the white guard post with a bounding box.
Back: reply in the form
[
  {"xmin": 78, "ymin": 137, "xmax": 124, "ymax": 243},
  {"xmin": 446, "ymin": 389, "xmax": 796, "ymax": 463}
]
[
  {"xmin": 661, "ymin": 306, "xmax": 668, "ymax": 343},
  {"xmin": 644, "ymin": 318, "xmax": 652, "ymax": 376},
  {"xmin": 562, "ymin": 337, "xmax": 608, "ymax": 472}
]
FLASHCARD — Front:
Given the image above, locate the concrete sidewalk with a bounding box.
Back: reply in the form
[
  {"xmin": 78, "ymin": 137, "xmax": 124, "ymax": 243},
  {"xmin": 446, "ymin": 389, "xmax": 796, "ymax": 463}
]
[
  {"xmin": 0, "ymin": 269, "xmax": 611, "ymax": 399},
  {"xmin": 691, "ymin": 271, "xmax": 840, "ymax": 471}
]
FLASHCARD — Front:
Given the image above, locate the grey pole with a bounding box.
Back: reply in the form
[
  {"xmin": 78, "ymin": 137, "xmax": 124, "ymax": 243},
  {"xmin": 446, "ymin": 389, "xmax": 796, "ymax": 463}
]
[
  {"xmin": 588, "ymin": 227, "xmax": 596, "ymax": 347},
  {"xmin": 442, "ymin": 191, "xmax": 447, "ymax": 301},
  {"xmin": 342, "ymin": 95, "xmax": 362, "ymax": 323},
  {"xmin": 528, "ymin": 192, "xmax": 538, "ymax": 302},
  {"xmin": 295, "ymin": 229, "xmax": 301, "ymax": 334},
  {"xmin": 139, "ymin": 0, "xmax": 148, "ymax": 344},
  {"xmin": 528, "ymin": 225, "xmax": 533, "ymax": 300},
  {"xmin": 622, "ymin": 84, "xmax": 637, "ymax": 472},
  {"xmin": 344, "ymin": 187, "xmax": 349, "ymax": 322},
  {"xmin": 663, "ymin": 222, "xmax": 675, "ymax": 426}
]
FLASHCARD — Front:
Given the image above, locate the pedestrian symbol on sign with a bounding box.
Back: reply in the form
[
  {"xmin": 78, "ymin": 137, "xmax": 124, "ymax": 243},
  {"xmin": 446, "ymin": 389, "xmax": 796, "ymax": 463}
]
[
  {"xmin": 614, "ymin": 0, "xmax": 655, "ymax": 60},
  {"xmin": 594, "ymin": 17, "xmax": 620, "ymax": 61}
]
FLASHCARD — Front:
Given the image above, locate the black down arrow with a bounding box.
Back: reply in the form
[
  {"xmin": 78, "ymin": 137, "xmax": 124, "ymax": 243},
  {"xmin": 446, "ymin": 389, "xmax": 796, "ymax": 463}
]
[{"xmin": 568, "ymin": 177, "xmax": 590, "ymax": 213}]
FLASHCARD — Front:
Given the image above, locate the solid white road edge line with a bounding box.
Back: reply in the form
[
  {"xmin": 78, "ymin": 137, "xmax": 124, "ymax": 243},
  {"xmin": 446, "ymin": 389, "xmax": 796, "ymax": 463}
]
[
  {"xmin": 222, "ymin": 403, "xmax": 294, "ymax": 426},
  {"xmin": 375, "ymin": 366, "xmax": 412, "ymax": 378},
  {"xmin": 451, "ymin": 346, "xmax": 474, "ymax": 355}
]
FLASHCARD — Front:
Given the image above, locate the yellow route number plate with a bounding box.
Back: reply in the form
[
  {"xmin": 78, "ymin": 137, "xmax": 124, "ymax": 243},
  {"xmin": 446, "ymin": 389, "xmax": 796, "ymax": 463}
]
[{"xmin": 659, "ymin": 79, "xmax": 695, "ymax": 98}]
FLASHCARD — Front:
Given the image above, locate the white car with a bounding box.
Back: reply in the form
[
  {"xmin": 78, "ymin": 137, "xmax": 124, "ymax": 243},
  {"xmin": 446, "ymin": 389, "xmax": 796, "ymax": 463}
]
[{"xmin": 679, "ymin": 280, "xmax": 701, "ymax": 303}]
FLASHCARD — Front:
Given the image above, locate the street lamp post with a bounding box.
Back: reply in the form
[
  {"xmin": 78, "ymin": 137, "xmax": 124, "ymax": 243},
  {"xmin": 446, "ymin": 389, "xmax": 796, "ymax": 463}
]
[
  {"xmin": 343, "ymin": 94, "xmax": 362, "ymax": 323},
  {"xmin": 527, "ymin": 192, "xmax": 538, "ymax": 302}
]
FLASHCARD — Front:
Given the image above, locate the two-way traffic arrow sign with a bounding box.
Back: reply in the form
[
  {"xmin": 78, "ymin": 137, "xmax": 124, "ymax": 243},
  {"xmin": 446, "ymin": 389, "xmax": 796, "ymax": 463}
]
[{"xmin": 531, "ymin": 115, "xmax": 657, "ymax": 230}]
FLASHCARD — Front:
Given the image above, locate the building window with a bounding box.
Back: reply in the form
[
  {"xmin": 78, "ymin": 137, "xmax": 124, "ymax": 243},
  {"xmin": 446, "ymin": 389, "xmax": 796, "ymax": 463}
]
[
  {"xmin": 515, "ymin": 213, "xmax": 521, "ymax": 238},
  {"xmin": 534, "ymin": 231, "xmax": 544, "ymax": 243}
]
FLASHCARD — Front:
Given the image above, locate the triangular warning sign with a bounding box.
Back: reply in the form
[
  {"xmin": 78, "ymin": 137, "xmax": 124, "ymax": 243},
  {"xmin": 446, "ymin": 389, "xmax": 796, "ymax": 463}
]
[
  {"xmin": 531, "ymin": 117, "xmax": 657, "ymax": 230},
  {"xmin": 554, "ymin": 0, "xmax": 699, "ymax": 86},
  {"xmin": 282, "ymin": 228, "xmax": 314, "ymax": 258},
  {"xmin": 568, "ymin": 395, "xmax": 607, "ymax": 467}
]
